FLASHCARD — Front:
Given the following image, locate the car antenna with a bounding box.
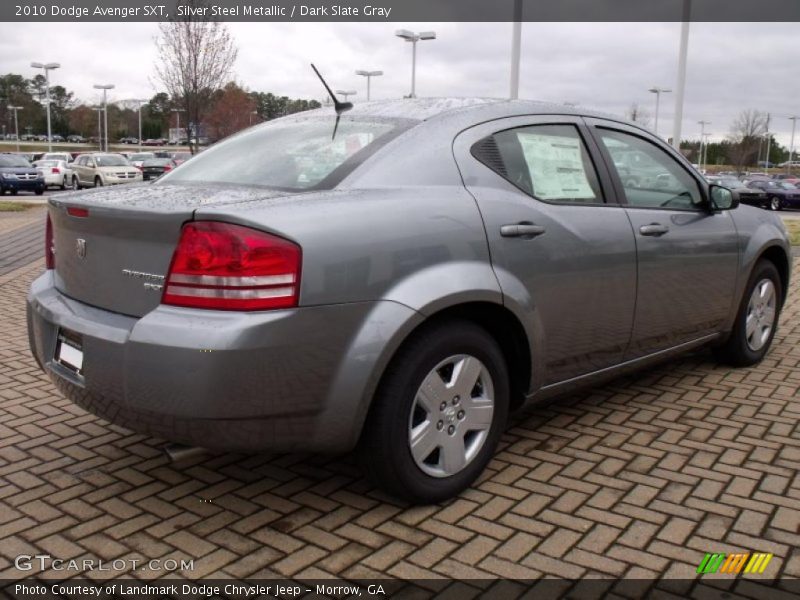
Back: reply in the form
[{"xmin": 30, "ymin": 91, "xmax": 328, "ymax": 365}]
[{"xmin": 311, "ymin": 63, "xmax": 352, "ymax": 140}]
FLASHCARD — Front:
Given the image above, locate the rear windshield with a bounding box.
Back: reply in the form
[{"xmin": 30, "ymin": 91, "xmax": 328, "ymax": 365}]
[
  {"xmin": 159, "ymin": 116, "xmax": 411, "ymax": 190},
  {"xmin": 0, "ymin": 155, "xmax": 31, "ymax": 168}
]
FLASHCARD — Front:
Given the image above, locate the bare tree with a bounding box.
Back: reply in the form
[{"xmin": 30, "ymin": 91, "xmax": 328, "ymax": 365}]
[
  {"xmin": 726, "ymin": 109, "xmax": 768, "ymax": 172},
  {"xmin": 625, "ymin": 103, "xmax": 652, "ymax": 128},
  {"xmin": 154, "ymin": 0, "xmax": 238, "ymax": 153}
]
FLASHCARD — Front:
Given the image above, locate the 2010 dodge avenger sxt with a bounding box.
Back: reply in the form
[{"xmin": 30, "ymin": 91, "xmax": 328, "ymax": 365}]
[{"xmin": 27, "ymin": 98, "xmax": 791, "ymax": 503}]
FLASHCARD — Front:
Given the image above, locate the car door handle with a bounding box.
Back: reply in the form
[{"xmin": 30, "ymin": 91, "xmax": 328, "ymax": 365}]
[
  {"xmin": 639, "ymin": 223, "xmax": 669, "ymax": 236},
  {"xmin": 500, "ymin": 224, "xmax": 546, "ymax": 238}
]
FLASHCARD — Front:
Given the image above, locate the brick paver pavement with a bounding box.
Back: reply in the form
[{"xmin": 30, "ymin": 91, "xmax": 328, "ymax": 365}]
[{"xmin": 1, "ymin": 251, "xmax": 798, "ymax": 584}]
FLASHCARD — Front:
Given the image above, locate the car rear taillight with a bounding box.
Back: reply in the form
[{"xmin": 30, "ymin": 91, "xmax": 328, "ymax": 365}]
[
  {"xmin": 45, "ymin": 213, "xmax": 55, "ymax": 269},
  {"xmin": 164, "ymin": 165, "xmax": 172, "ymax": 172},
  {"xmin": 162, "ymin": 221, "xmax": 301, "ymax": 311},
  {"xmin": 51, "ymin": 167, "xmax": 60, "ymax": 174}
]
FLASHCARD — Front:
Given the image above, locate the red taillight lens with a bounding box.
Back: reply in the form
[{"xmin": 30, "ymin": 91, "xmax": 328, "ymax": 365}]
[
  {"xmin": 45, "ymin": 214, "xmax": 55, "ymax": 269},
  {"xmin": 67, "ymin": 207, "xmax": 89, "ymax": 218},
  {"xmin": 51, "ymin": 167, "xmax": 60, "ymax": 174},
  {"xmin": 164, "ymin": 165, "xmax": 172, "ymax": 172},
  {"xmin": 162, "ymin": 221, "xmax": 301, "ymax": 311}
]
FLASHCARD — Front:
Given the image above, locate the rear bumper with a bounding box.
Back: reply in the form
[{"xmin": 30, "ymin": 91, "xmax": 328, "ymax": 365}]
[{"xmin": 27, "ymin": 270, "xmax": 421, "ymax": 453}]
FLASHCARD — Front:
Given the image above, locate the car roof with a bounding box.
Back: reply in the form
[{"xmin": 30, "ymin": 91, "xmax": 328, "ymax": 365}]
[{"xmin": 301, "ymin": 97, "xmax": 642, "ymax": 130}]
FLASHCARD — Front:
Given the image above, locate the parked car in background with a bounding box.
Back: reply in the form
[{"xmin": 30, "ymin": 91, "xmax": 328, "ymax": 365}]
[
  {"xmin": 708, "ymin": 175, "xmax": 769, "ymax": 209},
  {"xmin": 0, "ymin": 153, "xmax": 45, "ymax": 195},
  {"xmin": 51, "ymin": 134, "xmax": 65, "ymax": 143},
  {"xmin": 747, "ymin": 179, "xmax": 800, "ymax": 210},
  {"xmin": 170, "ymin": 151, "xmax": 192, "ymax": 165},
  {"xmin": 33, "ymin": 159, "xmax": 72, "ymax": 190},
  {"xmin": 777, "ymin": 160, "xmax": 800, "ymax": 168},
  {"xmin": 140, "ymin": 157, "xmax": 177, "ymax": 181},
  {"xmin": 70, "ymin": 153, "xmax": 142, "ymax": 189},
  {"xmin": 119, "ymin": 137, "xmax": 139, "ymax": 145},
  {"xmin": 128, "ymin": 152, "xmax": 156, "ymax": 169},
  {"xmin": 27, "ymin": 99, "xmax": 792, "ymax": 503},
  {"xmin": 142, "ymin": 138, "xmax": 165, "ymax": 146},
  {"xmin": 67, "ymin": 135, "xmax": 87, "ymax": 144}
]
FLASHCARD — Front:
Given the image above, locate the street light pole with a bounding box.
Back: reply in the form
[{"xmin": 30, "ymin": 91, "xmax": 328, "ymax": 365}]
[
  {"xmin": 355, "ymin": 70, "xmax": 383, "ymax": 101},
  {"xmin": 671, "ymin": 0, "xmax": 692, "ymax": 150},
  {"xmin": 510, "ymin": 0, "xmax": 522, "ymax": 99},
  {"xmin": 764, "ymin": 113, "xmax": 772, "ymax": 171},
  {"xmin": 133, "ymin": 99, "xmax": 147, "ymax": 152},
  {"xmin": 702, "ymin": 132, "xmax": 711, "ymax": 170},
  {"xmin": 92, "ymin": 107, "xmax": 103, "ymax": 150},
  {"xmin": 335, "ymin": 90, "xmax": 357, "ymax": 103},
  {"xmin": 648, "ymin": 86, "xmax": 672, "ymax": 136},
  {"xmin": 788, "ymin": 116, "xmax": 798, "ymax": 175},
  {"xmin": 698, "ymin": 120, "xmax": 710, "ymax": 172},
  {"xmin": 171, "ymin": 108, "xmax": 185, "ymax": 144},
  {"xmin": 30, "ymin": 62, "xmax": 60, "ymax": 152},
  {"xmin": 395, "ymin": 30, "xmax": 436, "ymax": 98},
  {"xmin": 93, "ymin": 84, "xmax": 114, "ymax": 152},
  {"xmin": 7, "ymin": 105, "xmax": 23, "ymax": 152}
]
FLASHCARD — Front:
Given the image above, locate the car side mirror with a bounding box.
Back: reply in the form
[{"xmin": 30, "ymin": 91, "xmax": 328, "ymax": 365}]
[{"xmin": 709, "ymin": 184, "xmax": 739, "ymax": 210}]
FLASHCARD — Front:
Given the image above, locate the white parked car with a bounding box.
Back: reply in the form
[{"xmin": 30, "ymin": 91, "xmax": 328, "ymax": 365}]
[
  {"xmin": 128, "ymin": 152, "xmax": 156, "ymax": 169},
  {"xmin": 32, "ymin": 159, "xmax": 72, "ymax": 190}
]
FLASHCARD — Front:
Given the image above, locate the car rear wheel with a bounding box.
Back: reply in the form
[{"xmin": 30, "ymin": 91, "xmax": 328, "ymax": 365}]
[
  {"xmin": 35, "ymin": 188, "xmax": 44, "ymax": 196},
  {"xmin": 770, "ymin": 196, "xmax": 782, "ymax": 211},
  {"xmin": 72, "ymin": 176, "xmax": 80, "ymax": 190},
  {"xmin": 361, "ymin": 320, "xmax": 509, "ymax": 504},
  {"xmin": 94, "ymin": 176, "xmax": 103, "ymax": 187},
  {"xmin": 60, "ymin": 177, "xmax": 67, "ymax": 190},
  {"xmin": 714, "ymin": 260, "xmax": 782, "ymax": 367}
]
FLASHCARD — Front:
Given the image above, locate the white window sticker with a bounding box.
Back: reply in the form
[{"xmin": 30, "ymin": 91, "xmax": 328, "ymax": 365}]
[{"xmin": 517, "ymin": 133, "xmax": 596, "ymax": 201}]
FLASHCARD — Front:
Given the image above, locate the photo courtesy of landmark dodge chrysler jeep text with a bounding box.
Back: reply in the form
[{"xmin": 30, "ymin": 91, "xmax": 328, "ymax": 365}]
[{"xmin": 27, "ymin": 98, "xmax": 791, "ymax": 503}]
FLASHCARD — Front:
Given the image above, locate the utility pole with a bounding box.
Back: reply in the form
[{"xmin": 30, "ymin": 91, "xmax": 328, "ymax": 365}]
[
  {"xmin": 788, "ymin": 116, "xmax": 798, "ymax": 174},
  {"xmin": 671, "ymin": 0, "xmax": 692, "ymax": 151},
  {"xmin": 509, "ymin": 0, "xmax": 522, "ymax": 99},
  {"xmin": 7, "ymin": 105, "xmax": 23, "ymax": 152},
  {"xmin": 698, "ymin": 120, "xmax": 711, "ymax": 172},
  {"xmin": 764, "ymin": 113, "xmax": 772, "ymax": 171}
]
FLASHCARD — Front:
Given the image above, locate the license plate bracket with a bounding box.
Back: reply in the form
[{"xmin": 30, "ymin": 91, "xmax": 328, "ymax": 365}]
[{"xmin": 54, "ymin": 328, "xmax": 84, "ymax": 376}]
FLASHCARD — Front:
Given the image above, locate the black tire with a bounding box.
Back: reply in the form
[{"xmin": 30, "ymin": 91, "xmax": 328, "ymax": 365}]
[
  {"xmin": 35, "ymin": 188, "xmax": 44, "ymax": 196},
  {"xmin": 94, "ymin": 176, "xmax": 103, "ymax": 187},
  {"xmin": 360, "ymin": 320, "xmax": 509, "ymax": 504},
  {"xmin": 60, "ymin": 177, "xmax": 67, "ymax": 190},
  {"xmin": 770, "ymin": 196, "xmax": 782, "ymax": 211},
  {"xmin": 72, "ymin": 176, "xmax": 80, "ymax": 190},
  {"xmin": 0, "ymin": 187, "xmax": 5, "ymax": 196},
  {"xmin": 11, "ymin": 189, "xmax": 17, "ymax": 196},
  {"xmin": 714, "ymin": 260, "xmax": 782, "ymax": 367}
]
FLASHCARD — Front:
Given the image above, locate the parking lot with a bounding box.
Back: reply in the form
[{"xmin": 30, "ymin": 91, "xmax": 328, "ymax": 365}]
[{"xmin": 0, "ymin": 204, "xmax": 799, "ymax": 589}]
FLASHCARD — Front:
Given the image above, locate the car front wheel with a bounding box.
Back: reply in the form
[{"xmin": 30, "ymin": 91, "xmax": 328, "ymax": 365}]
[
  {"xmin": 770, "ymin": 196, "xmax": 782, "ymax": 211},
  {"xmin": 94, "ymin": 176, "xmax": 103, "ymax": 187},
  {"xmin": 361, "ymin": 320, "xmax": 509, "ymax": 504},
  {"xmin": 714, "ymin": 260, "xmax": 782, "ymax": 367},
  {"xmin": 72, "ymin": 177, "xmax": 80, "ymax": 190}
]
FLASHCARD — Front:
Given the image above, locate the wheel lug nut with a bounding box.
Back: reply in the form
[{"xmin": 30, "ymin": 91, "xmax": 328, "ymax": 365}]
[
  {"xmin": 439, "ymin": 402, "xmax": 447, "ymax": 411},
  {"xmin": 457, "ymin": 410, "xmax": 465, "ymax": 419},
  {"xmin": 448, "ymin": 425, "xmax": 455, "ymax": 435},
  {"xmin": 436, "ymin": 420, "xmax": 443, "ymax": 430},
  {"xmin": 453, "ymin": 396, "xmax": 460, "ymax": 405}
]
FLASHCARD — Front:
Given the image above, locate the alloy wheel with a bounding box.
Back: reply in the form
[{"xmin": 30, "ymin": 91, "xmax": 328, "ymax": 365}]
[
  {"xmin": 408, "ymin": 354, "xmax": 495, "ymax": 478},
  {"xmin": 745, "ymin": 278, "xmax": 777, "ymax": 351}
]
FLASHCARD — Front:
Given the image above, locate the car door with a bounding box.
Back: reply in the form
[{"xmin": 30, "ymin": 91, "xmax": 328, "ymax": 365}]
[
  {"xmin": 73, "ymin": 156, "xmax": 87, "ymax": 184},
  {"xmin": 453, "ymin": 116, "xmax": 638, "ymax": 387},
  {"xmin": 585, "ymin": 119, "xmax": 740, "ymax": 359}
]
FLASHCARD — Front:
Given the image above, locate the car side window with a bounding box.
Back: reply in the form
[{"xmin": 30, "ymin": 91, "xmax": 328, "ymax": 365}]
[
  {"xmin": 598, "ymin": 129, "xmax": 704, "ymax": 210},
  {"xmin": 472, "ymin": 124, "xmax": 604, "ymax": 204}
]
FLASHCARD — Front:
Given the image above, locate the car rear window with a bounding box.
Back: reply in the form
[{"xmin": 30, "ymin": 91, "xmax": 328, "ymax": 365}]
[{"xmin": 159, "ymin": 116, "xmax": 411, "ymax": 190}]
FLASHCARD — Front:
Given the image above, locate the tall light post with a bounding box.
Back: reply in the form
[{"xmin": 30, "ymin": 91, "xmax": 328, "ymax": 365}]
[
  {"xmin": 93, "ymin": 84, "xmax": 114, "ymax": 152},
  {"xmin": 335, "ymin": 90, "xmax": 357, "ymax": 103},
  {"xmin": 395, "ymin": 29, "xmax": 436, "ymax": 98},
  {"xmin": 648, "ymin": 86, "xmax": 672, "ymax": 136},
  {"xmin": 30, "ymin": 61, "xmax": 60, "ymax": 152},
  {"xmin": 132, "ymin": 99, "xmax": 147, "ymax": 151},
  {"xmin": 510, "ymin": 0, "xmax": 522, "ymax": 99},
  {"xmin": 7, "ymin": 105, "xmax": 23, "ymax": 152},
  {"xmin": 171, "ymin": 108, "xmax": 185, "ymax": 143},
  {"xmin": 702, "ymin": 132, "xmax": 711, "ymax": 171},
  {"xmin": 92, "ymin": 107, "xmax": 103, "ymax": 150},
  {"xmin": 788, "ymin": 116, "xmax": 798, "ymax": 174},
  {"xmin": 698, "ymin": 120, "xmax": 710, "ymax": 172},
  {"xmin": 671, "ymin": 0, "xmax": 692, "ymax": 151},
  {"xmin": 355, "ymin": 70, "xmax": 383, "ymax": 101},
  {"xmin": 764, "ymin": 113, "xmax": 772, "ymax": 171}
]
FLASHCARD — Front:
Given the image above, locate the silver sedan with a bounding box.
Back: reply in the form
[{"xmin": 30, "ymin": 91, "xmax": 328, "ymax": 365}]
[{"xmin": 27, "ymin": 99, "xmax": 791, "ymax": 503}]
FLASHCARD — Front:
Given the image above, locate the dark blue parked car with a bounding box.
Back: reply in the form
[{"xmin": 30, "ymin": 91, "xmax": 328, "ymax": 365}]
[{"xmin": 0, "ymin": 153, "xmax": 45, "ymax": 196}]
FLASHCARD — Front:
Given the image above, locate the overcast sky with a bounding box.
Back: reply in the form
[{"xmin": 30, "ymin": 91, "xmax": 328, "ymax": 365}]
[{"xmin": 1, "ymin": 22, "xmax": 798, "ymax": 147}]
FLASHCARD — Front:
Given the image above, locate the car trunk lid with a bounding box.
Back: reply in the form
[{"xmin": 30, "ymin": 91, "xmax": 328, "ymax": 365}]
[{"xmin": 49, "ymin": 183, "xmax": 290, "ymax": 317}]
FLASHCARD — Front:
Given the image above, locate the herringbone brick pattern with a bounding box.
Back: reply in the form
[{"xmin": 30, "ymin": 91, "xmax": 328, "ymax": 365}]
[{"xmin": 1, "ymin": 255, "xmax": 798, "ymax": 582}]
